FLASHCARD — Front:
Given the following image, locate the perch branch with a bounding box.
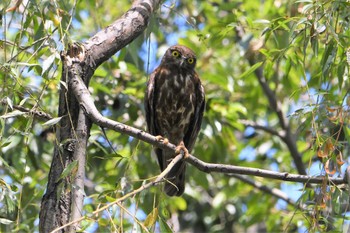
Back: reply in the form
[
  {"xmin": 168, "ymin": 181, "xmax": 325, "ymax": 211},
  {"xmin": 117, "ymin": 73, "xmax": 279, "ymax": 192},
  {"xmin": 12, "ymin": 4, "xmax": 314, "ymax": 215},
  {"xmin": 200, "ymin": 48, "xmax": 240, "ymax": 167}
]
[
  {"xmin": 68, "ymin": 65, "xmax": 345, "ymax": 186},
  {"xmin": 187, "ymin": 154, "xmax": 343, "ymax": 184}
]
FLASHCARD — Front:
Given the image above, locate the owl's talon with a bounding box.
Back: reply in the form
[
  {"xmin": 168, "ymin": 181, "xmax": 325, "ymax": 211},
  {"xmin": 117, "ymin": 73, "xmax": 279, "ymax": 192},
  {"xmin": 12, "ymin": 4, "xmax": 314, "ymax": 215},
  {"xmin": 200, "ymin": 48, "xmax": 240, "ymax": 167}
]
[
  {"xmin": 175, "ymin": 141, "xmax": 189, "ymax": 158},
  {"xmin": 155, "ymin": 135, "xmax": 169, "ymax": 145},
  {"xmin": 144, "ymin": 45, "xmax": 205, "ymax": 196}
]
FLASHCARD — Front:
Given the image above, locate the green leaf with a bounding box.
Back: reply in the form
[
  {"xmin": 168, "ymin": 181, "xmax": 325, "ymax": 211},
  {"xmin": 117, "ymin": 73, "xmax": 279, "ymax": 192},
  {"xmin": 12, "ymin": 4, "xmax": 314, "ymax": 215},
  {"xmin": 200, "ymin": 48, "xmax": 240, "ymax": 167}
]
[
  {"xmin": 321, "ymin": 40, "xmax": 336, "ymax": 78},
  {"xmin": 212, "ymin": 192, "xmax": 226, "ymax": 209},
  {"xmin": 301, "ymin": 3, "xmax": 314, "ymax": 13},
  {"xmin": 57, "ymin": 160, "xmax": 78, "ymax": 182},
  {"xmin": 311, "ymin": 34, "xmax": 318, "ymax": 56},
  {"xmin": 337, "ymin": 61, "xmax": 345, "ymax": 89},
  {"xmin": 105, "ymin": 195, "xmax": 116, "ymax": 202},
  {"xmin": 295, "ymin": 0, "xmax": 312, "ymax": 3},
  {"xmin": 344, "ymin": 126, "xmax": 350, "ymax": 145},
  {"xmin": 0, "ymin": 218, "xmax": 14, "ymax": 225},
  {"xmin": 158, "ymin": 216, "xmax": 173, "ymax": 232},
  {"xmin": 144, "ymin": 207, "xmax": 158, "ymax": 228},
  {"xmin": 16, "ymin": 62, "xmax": 41, "ymax": 67},
  {"xmin": 42, "ymin": 116, "xmax": 62, "ymax": 126},
  {"xmin": 1, "ymin": 110, "xmax": 26, "ymax": 119},
  {"xmin": 172, "ymin": 197, "xmax": 187, "ymax": 211},
  {"xmin": 237, "ymin": 62, "xmax": 263, "ymax": 80},
  {"xmin": 6, "ymin": 97, "xmax": 13, "ymax": 110},
  {"xmin": 254, "ymin": 19, "xmax": 270, "ymax": 24},
  {"xmin": 5, "ymin": 194, "xmax": 17, "ymax": 214},
  {"xmin": 56, "ymin": 181, "xmax": 65, "ymax": 201},
  {"xmin": 19, "ymin": 97, "xmax": 29, "ymax": 106},
  {"xmin": 203, "ymin": 73, "xmax": 229, "ymax": 91},
  {"xmin": 42, "ymin": 53, "xmax": 57, "ymax": 75}
]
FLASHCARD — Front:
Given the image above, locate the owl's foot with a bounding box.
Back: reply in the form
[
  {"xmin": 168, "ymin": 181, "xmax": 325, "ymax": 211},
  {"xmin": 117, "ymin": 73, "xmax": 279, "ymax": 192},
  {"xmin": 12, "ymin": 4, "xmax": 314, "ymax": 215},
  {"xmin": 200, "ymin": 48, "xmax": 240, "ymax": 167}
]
[
  {"xmin": 155, "ymin": 135, "xmax": 169, "ymax": 145},
  {"xmin": 175, "ymin": 141, "xmax": 189, "ymax": 159}
]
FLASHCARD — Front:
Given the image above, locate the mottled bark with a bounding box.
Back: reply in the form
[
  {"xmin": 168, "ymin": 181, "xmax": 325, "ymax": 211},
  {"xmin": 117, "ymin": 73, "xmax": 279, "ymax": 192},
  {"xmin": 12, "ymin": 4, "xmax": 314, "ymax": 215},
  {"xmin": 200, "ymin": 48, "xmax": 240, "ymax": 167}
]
[{"xmin": 39, "ymin": 1, "xmax": 160, "ymax": 232}]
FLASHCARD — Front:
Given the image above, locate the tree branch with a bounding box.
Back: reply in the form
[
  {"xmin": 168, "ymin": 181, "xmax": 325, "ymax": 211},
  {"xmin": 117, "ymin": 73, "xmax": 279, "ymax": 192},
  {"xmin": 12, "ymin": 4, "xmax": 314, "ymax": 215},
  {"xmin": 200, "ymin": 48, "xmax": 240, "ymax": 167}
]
[
  {"xmin": 228, "ymin": 174, "xmax": 304, "ymax": 209},
  {"xmin": 187, "ymin": 154, "xmax": 343, "ymax": 184},
  {"xmin": 39, "ymin": 1, "xmax": 161, "ymax": 232},
  {"xmin": 1, "ymin": 98, "xmax": 53, "ymax": 120},
  {"xmin": 68, "ymin": 63, "xmax": 345, "ymax": 186},
  {"xmin": 66, "ymin": 62, "xmax": 92, "ymax": 233},
  {"xmin": 51, "ymin": 153, "xmax": 184, "ymax": 233},
  {"xmin": 83, "ymin": 0, "xmax": 161, "ymax": 73},
  {"xmin": 235, "ymin": 25, "xmax": 307, "ymax": 176},
  {"xmin": 239, "ymin": 119, "xmax": 281, "ymax": 138}
]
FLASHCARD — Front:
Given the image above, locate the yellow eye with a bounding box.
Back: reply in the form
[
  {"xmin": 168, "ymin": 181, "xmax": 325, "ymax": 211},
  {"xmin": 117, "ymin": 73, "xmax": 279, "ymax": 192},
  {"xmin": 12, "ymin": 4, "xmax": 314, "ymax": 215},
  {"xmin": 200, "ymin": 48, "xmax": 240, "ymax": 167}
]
[
  {"xmin": 172, "ymin": 51, "xmax": 180, "ymax": 57},
  {"xmin": 187, "ymin": 58, "xmax": 195, "ymax": 64}
]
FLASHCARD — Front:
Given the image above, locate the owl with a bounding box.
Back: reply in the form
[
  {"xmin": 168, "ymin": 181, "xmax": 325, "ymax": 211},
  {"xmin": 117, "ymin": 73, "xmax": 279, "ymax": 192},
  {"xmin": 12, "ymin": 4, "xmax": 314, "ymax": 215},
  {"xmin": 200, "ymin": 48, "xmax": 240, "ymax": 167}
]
[{"xmin": 144, "ymin": 45, "xmax": 205, "ymax": 196}]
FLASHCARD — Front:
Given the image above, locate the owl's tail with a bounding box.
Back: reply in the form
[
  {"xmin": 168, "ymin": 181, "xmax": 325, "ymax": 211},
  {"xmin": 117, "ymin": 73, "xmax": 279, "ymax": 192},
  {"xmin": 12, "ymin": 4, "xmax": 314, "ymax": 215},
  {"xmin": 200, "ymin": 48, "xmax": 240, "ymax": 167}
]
[
  {"xmin": 164, "ymin": 161, "xmax": 186, "ymax": 196},
  {"xmin": 156, "ymin": 148, "xmax": 186, "ymax": 196}
]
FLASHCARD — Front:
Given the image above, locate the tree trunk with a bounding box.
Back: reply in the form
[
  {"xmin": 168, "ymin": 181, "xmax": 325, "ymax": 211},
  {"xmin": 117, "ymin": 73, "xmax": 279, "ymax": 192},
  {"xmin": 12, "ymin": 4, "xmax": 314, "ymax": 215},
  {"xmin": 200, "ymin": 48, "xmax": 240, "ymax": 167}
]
[{"xmin": 39, "ymin": 1, "xmax": 160, "ymax": 232}]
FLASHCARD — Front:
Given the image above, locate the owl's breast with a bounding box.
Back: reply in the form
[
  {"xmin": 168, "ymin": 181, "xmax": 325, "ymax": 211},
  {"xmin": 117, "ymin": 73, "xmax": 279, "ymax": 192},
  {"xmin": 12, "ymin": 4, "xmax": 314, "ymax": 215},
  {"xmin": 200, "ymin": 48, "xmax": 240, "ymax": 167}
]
[{"xmin": 155, "ymin": 70, "xmax": 196, "ymax": 141}]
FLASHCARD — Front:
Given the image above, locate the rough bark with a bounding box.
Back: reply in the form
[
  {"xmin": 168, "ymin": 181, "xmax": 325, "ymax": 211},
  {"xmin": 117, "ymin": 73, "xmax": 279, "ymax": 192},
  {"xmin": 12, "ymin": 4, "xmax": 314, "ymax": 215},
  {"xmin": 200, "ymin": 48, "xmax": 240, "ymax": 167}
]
[{"xmin": 39, "ymin": 0, "xmax": 160, "ymax": 232}]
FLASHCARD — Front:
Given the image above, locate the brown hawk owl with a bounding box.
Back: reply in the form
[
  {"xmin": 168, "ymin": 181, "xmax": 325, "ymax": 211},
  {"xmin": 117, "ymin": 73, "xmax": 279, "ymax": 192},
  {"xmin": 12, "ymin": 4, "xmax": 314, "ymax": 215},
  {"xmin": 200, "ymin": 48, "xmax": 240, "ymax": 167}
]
[{"xmin": 144, "ymin": 45, "xmax": 205, "ymax": 196}]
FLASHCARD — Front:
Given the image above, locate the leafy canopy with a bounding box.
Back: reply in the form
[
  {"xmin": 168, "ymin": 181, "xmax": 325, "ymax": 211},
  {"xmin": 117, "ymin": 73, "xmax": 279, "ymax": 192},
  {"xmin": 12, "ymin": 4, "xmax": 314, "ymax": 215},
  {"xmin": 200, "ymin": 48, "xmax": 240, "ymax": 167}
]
[{"xmin": 0, "ymin": 0, "xmax": 349, "ymax": 232}]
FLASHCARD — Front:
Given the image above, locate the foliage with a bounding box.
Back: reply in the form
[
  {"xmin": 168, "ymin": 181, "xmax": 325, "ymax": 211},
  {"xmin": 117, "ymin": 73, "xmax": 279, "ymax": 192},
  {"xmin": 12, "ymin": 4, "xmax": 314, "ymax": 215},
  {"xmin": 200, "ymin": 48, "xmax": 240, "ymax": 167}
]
[{"xmin": 0, "ymin": 0, "xmax": 349, "ymax": 232}]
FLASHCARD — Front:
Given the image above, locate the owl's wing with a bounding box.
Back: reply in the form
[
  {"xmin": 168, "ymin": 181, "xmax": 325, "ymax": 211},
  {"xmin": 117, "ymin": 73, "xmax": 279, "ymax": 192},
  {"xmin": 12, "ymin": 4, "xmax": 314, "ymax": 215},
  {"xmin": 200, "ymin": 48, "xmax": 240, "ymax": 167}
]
[
  {"xmin": 144, "ymin": 69, "xmax": 167, "ymax": 171},
  {"xmin": 183, "ymin": 74, "xmax": 205, "ymax": 152},
  {"xmin": 144, "ymin": 69, "xmax": 158, "ymax": 136}
]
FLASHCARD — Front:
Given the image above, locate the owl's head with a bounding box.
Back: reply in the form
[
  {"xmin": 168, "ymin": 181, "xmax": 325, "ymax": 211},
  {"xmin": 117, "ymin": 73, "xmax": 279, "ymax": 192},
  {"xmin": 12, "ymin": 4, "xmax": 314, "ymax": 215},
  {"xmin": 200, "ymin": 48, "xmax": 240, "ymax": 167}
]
[{"xmin": 161, "ymin": 45, "xmax": 197, "ymax": 69}]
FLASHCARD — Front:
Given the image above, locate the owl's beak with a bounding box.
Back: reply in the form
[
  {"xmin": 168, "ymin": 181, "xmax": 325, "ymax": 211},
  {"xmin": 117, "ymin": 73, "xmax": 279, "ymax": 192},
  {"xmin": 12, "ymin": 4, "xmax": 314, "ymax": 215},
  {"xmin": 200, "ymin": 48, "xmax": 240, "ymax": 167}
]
[{"xmin": 180, "ymin": 56, "xmax": 186, "ymax": 66}]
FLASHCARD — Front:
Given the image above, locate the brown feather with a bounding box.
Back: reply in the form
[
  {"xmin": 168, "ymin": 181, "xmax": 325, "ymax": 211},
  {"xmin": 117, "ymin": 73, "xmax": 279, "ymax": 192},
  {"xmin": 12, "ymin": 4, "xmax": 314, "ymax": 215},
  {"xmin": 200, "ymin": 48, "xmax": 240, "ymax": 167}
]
[{"xmin": 144, "ymin": 45, "xmax": 205, "ymax": 196}]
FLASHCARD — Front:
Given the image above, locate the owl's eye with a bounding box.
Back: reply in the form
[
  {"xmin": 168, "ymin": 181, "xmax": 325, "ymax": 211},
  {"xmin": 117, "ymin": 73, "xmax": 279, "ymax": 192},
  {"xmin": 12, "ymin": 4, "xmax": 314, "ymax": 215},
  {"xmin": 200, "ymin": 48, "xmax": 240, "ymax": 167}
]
[
  {"xmin": 187, "ymin": 58, "xmax": 195, "ymax": 64},
  {"xmin": 172, "ymin": 51, "xmax": 180, "ymax": 57}
]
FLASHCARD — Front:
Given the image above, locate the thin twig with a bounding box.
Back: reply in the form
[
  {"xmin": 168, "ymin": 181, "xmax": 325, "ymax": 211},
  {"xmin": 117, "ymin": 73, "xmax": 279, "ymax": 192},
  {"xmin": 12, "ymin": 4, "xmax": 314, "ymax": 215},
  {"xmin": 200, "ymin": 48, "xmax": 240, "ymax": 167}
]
[
  {"xmin": 1, "ymin": 98, "xmax": 53, "ymax": 120},
  {"xmin": 239, "ymin": 119, "xmax": 281, "ymax": 138},
  {"xmin": 115, "ymin": 202, "xmax": 149, "ymax": 233},
  {"xmin": 228, "ymin": 174, "xmax": 305, "ymax": 209},
  {"xmin": 67, "ymin": 67, "xmax": 346, "ymax": 186},
  {"xmin": 40, "ymin": 0, "xmax": 162, "ymax": 231},
  {"xmin": 235, "ymin": 25, "xmax": 307, "ymax": 176},
  {"xmin": 50, "ymin": 153, "xmax": 183, "ymax": 233}
]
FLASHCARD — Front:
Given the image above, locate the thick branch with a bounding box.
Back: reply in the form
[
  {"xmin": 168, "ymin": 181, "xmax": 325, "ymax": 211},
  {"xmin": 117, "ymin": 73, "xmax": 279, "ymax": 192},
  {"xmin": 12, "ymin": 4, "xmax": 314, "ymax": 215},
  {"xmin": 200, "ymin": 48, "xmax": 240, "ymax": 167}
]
[
  {"xmin": 69, "ymin": 67, "xmax": 345, "ymax": 186},
  {"xmin": 39, "ymin": 1, "xmax": 161, "ymax": 232},
  {"xmin": 39, "ymin": 59, "xmax": 78, "ymax": 233},
  {"xmin": 67, "ymin": 63, "xmax": 92, "ymax": 233},
  {"xmin": 84, "ymin": 0, "xmax": 160, "ymax": 69}
]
